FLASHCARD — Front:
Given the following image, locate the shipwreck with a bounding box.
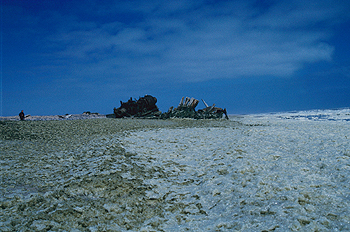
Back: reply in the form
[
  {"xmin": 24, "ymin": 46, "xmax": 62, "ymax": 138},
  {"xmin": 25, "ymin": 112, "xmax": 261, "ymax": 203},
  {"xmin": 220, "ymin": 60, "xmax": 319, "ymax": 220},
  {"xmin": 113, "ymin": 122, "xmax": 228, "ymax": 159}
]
[{"xmin": 110, "ymin": 95, "xmax": 228, "ymax": 119}]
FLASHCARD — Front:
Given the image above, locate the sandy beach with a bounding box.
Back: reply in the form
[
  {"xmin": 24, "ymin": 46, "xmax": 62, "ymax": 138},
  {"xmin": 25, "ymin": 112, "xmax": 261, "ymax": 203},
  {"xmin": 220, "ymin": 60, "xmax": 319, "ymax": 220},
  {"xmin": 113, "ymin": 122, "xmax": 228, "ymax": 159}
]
[{"xmin": 1, "ymin": 111, "xmax": 350, "ymax": 231}]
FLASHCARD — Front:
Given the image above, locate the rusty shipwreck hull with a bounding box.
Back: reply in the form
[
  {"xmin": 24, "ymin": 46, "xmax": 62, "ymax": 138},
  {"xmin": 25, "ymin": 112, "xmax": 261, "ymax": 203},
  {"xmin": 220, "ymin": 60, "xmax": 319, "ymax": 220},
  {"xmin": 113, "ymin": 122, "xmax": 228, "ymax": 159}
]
[{"xmin": 113, "ymin": 95, "xmax": 161, "ymax": 118}]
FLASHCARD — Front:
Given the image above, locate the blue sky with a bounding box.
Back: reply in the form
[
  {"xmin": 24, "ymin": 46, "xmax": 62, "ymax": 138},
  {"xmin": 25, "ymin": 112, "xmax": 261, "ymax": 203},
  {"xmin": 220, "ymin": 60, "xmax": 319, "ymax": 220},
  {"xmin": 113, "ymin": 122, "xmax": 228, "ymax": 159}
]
[{"xmin": 1, "ymin": 0, "xmax": 350, "ymax": 116}]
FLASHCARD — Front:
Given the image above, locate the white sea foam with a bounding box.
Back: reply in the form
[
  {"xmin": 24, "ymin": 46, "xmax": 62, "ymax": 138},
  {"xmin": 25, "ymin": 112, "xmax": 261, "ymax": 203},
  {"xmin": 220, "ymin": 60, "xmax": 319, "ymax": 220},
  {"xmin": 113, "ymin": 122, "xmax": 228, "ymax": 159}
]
[
  {"xmin": 122, "ymin": 109, "xmax": 350, "ymax": 231},
  {"xmin": 243, "ymin": 107, "xmax": 350, "ymax": 122}
]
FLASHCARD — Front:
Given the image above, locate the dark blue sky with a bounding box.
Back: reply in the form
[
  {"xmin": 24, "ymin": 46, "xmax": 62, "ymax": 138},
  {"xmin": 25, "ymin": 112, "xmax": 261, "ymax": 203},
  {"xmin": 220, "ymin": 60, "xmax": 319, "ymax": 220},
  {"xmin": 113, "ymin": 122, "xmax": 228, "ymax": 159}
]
[{"xmin": 1, "ymin": 0, "xmax": 350, "ymax": 116}]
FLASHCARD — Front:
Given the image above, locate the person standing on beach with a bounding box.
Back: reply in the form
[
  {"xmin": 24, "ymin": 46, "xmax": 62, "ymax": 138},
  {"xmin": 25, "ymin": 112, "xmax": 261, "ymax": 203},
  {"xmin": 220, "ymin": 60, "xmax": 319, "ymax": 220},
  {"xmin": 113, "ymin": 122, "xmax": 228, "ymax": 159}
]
[{"xmin": 19, "ymin": 110, "xmax": 25, "ymax": 120}]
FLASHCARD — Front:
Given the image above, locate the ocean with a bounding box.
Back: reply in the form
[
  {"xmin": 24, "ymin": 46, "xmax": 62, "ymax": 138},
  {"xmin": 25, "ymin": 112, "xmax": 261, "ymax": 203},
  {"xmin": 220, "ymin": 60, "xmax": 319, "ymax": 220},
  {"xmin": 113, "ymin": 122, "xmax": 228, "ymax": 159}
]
[{"xmin": 1, "ymin": 108, "xmax": 349, "ymax": 231}]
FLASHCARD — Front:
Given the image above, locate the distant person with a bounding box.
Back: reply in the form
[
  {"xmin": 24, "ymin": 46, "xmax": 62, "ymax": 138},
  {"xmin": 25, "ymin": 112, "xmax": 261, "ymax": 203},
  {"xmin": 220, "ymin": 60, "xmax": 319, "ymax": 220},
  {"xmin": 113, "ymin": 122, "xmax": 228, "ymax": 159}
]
[{"xmin": 19, "ymin": 110, "xmax": 25, "ymax": 120}]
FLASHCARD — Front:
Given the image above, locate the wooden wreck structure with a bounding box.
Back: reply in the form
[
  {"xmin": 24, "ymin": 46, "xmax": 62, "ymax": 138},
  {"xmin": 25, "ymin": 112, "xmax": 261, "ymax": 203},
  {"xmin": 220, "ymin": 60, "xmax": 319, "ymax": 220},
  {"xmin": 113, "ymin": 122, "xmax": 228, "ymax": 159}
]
[
  {"xmin": 161, "ymin": 97, "xmax": 229, "ymax": 119},
  {"xmin": 113, "ymin": 95, "xmax": 161, "ymax": 118},
  {"xmin": 111, "ymin": 95, "xmax": 228, "ymax": 119}
]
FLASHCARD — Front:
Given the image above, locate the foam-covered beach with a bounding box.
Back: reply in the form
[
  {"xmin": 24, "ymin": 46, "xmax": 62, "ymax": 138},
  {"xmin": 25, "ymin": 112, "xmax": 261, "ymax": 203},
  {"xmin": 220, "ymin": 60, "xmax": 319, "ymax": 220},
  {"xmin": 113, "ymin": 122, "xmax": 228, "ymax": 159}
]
[{"xmin": 1, "ymin": 109, "xmax": 350, "ymax": 231}]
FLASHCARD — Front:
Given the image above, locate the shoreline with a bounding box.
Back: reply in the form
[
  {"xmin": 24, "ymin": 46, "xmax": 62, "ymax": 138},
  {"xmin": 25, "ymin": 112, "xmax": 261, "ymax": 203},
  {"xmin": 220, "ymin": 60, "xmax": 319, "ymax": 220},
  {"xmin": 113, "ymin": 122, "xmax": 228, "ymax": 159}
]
[
  {"xmin": 0, "ymin": 113, "xmax": 107, "ymax": 121},
  {"xmin": 0, "ymin": 114, "xmax": 237, "ymax": 121}
]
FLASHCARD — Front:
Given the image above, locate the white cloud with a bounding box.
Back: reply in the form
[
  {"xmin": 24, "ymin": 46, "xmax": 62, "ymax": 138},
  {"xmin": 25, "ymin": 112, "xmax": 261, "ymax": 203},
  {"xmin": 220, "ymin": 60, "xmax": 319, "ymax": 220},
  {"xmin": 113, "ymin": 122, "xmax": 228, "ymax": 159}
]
[{"xmin": 41, "ymin": 0, "xmax": 349, "ymax": 83}]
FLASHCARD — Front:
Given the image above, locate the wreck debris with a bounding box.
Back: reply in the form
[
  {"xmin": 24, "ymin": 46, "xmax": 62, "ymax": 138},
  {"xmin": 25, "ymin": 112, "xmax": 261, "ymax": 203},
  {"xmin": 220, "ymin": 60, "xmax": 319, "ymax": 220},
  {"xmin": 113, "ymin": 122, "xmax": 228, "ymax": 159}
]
[
  {"xmin": 113, "ymin": 95, "xmax": 161, "ymax": 118},
  {"xmin": 161, "ymin": 96, "xmax": 229, "ymax": 119},
  {"xmin": 202, "ymin": 99, "xmax": 209, "ymax": 108},
  {"xmin": 58, "ymin": 114, "xmax": 72, "ymax": 119},
  {"xmin": 111, "ymin": 95, "xmax": 228, "ymax": 119}
]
